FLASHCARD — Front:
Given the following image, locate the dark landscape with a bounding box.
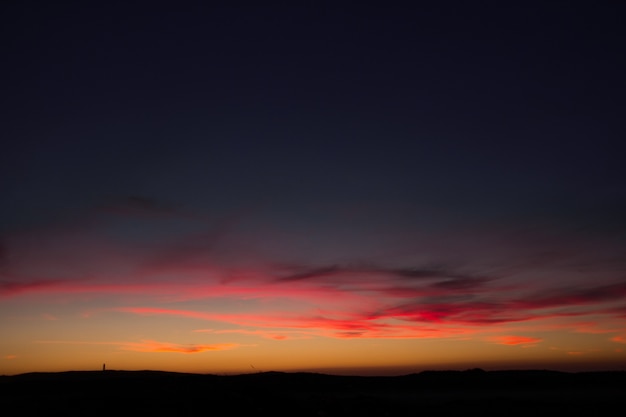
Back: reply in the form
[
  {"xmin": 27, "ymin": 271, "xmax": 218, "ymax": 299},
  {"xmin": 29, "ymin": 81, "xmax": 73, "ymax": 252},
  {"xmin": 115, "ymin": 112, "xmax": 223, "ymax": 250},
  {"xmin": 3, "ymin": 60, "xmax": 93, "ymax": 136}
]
[{"xmin": 2, "ymin": 369, "xmax": 624, "ymax": 416}]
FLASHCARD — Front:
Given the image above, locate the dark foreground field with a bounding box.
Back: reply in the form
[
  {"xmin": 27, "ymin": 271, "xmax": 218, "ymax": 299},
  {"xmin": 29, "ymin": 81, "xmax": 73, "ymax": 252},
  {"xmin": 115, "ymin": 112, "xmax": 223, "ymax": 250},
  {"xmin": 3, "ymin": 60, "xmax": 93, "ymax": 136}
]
[{"xmin": 2, "ymin": 369, "xmax": 624, "ymax": 416}]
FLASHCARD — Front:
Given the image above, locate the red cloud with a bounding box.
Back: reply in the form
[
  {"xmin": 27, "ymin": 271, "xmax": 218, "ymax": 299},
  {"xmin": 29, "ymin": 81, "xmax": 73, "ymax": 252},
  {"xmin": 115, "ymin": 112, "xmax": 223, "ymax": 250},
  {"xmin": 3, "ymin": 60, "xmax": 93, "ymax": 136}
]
[
  {"xmin": 118, "ymin": 306, "xmax": 474, "ymax": 340},
  {"xmin": 4, "ymin": 224, "xmax": 626, "ymax": 346}
]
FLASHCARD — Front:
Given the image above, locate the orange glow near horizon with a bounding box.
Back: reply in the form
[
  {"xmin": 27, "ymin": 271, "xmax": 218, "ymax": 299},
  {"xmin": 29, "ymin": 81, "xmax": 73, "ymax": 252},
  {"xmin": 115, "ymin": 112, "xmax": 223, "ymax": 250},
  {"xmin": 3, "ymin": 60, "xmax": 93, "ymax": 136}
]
[
  {"xmin": 1, "ymin": 209, "xmax": 626, "ymax": 377},
  {"xmin": 2, "ymin": 267, "xmax": 626, "ymax": 376}
]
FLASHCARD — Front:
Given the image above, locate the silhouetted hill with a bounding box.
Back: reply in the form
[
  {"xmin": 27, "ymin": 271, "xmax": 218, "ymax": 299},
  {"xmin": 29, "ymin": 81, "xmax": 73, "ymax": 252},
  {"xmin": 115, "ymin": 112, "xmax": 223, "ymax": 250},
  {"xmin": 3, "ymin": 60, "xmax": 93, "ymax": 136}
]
[{"xmin": 2, "ymin": 369, "xmax": 625, "ymax": 416}]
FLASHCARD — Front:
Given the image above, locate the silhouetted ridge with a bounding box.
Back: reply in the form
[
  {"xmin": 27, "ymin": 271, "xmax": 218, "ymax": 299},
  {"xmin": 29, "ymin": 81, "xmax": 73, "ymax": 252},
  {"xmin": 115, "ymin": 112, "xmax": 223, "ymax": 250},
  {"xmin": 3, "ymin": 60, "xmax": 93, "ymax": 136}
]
[{"xmin": 2, "ymin": 369, "xmax": 625, "ymax": 416}]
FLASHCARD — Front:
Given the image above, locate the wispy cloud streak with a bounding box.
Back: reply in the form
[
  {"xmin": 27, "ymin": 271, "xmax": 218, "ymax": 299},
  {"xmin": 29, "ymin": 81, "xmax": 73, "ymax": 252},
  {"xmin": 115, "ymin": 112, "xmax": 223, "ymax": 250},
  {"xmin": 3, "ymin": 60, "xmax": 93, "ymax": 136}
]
[
  {"xmin": 36, "ymin": 339, "xmax": 240, "ymax": 353},
  {"xmin": 3, "ymin": 209, "xmax": 626, "ymax": 345},
  {"xmin": 490, "ymin": 336, "xmax": 542, "ymax": 346},
  {"xmin": 120, "ymin": 340, "xmax": 239, "ymax": 353}
]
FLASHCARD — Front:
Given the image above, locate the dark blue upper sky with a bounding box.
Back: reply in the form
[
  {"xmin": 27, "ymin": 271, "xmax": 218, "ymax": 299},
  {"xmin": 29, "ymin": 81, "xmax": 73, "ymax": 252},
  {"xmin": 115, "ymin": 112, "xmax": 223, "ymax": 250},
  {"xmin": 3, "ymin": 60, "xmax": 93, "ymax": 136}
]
[{"xmin": 2, "ymin": 1, "xmax": 625, "ymax": 269}]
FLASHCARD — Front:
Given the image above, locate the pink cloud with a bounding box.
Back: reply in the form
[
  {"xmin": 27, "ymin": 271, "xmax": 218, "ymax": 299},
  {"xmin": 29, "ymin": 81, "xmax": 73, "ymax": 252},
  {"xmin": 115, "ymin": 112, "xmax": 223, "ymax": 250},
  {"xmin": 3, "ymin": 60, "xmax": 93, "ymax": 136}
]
[
  {"xmin": 6, "ymin": 267, "xmax": 626, "ymax": 344},
  {"xmin": 0, "ymin": 276, "xmax": 370, "ymax": 312},
  {"xmin": 4, "ymin": 214, "xmax": 626, "ymax": 346}
]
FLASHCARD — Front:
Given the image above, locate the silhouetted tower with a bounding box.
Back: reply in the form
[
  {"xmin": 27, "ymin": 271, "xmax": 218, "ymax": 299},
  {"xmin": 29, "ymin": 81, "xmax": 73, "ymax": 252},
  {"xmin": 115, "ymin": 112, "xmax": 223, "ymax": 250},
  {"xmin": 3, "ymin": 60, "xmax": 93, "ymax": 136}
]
[{"xmin": 102, "ymin": 363, "xmax": 106, "ymax": 371}]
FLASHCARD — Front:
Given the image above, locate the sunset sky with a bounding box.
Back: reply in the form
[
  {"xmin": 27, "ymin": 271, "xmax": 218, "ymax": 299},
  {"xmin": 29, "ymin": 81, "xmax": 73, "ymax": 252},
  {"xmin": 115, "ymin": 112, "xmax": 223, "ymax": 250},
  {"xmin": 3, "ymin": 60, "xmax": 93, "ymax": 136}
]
[{"xmin": 2, "ymin": 1, "xmax": 626, "ymax": 376}]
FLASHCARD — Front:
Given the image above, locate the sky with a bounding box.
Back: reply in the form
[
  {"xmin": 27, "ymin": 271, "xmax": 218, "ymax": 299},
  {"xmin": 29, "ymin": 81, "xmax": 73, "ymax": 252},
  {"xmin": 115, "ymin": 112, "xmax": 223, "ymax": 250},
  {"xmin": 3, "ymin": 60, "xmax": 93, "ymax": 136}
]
[{"xmin": 1, "ymin": 1, "xmax": 626, "ymax": 376}]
